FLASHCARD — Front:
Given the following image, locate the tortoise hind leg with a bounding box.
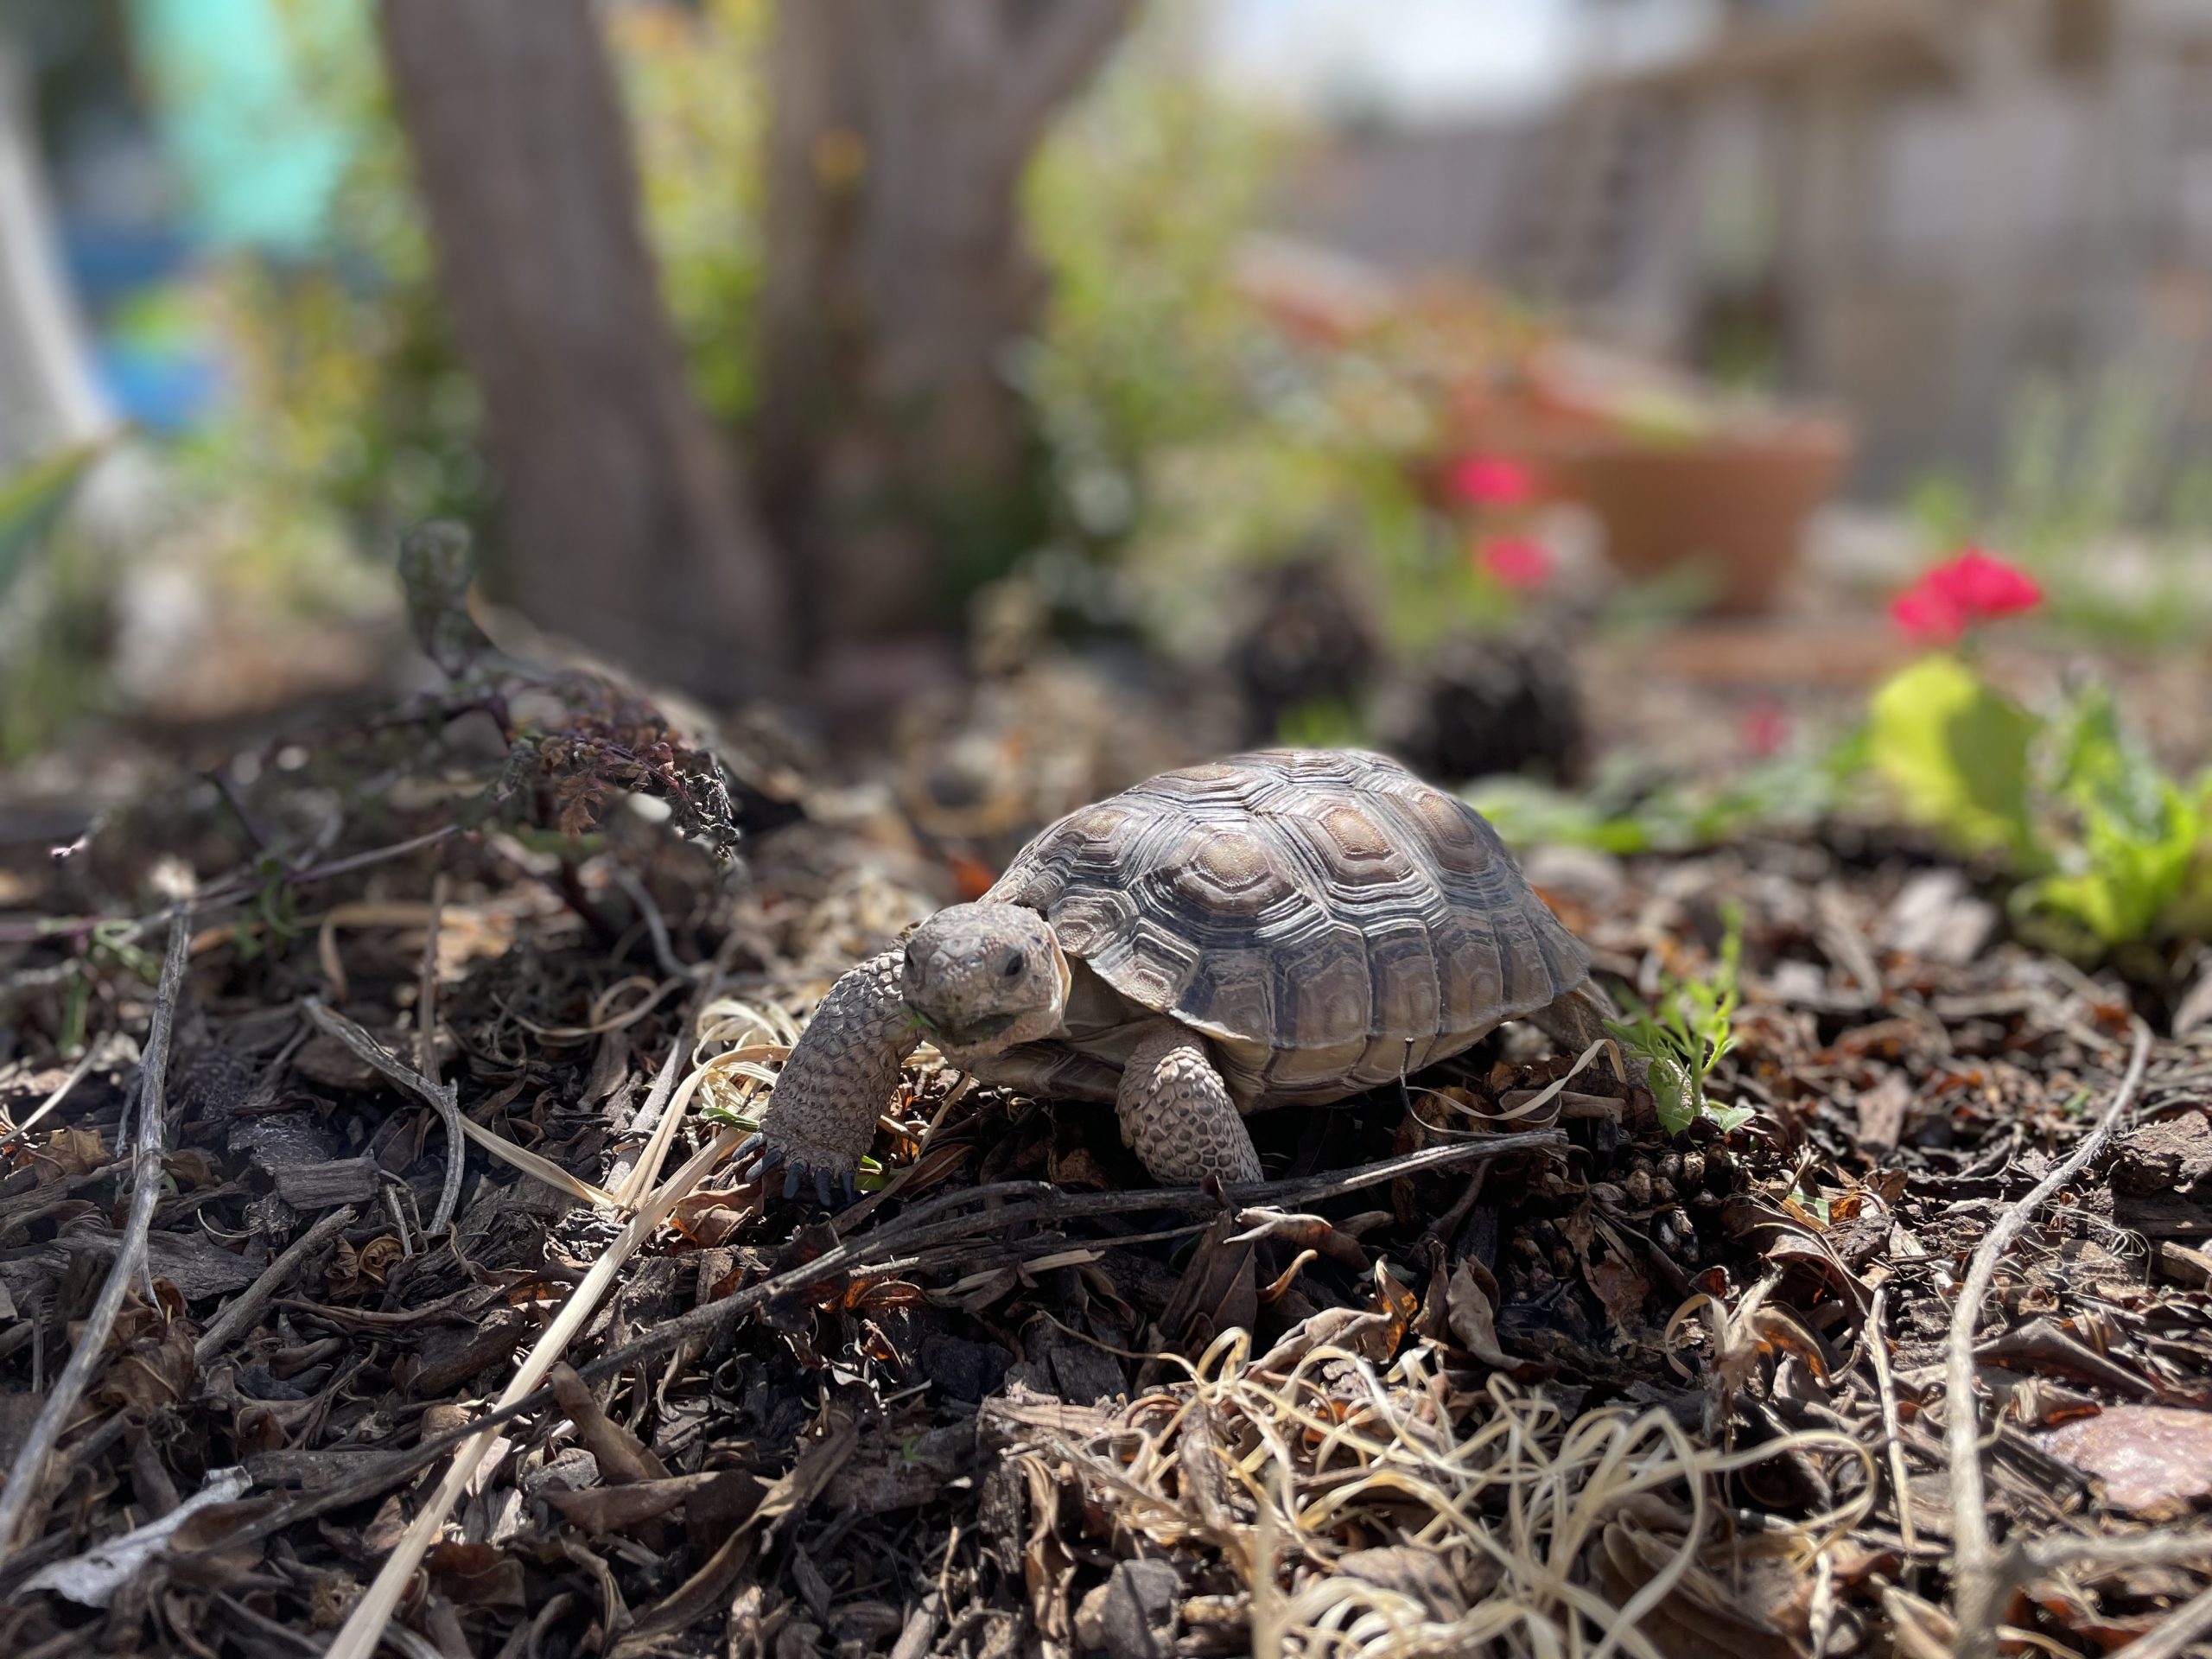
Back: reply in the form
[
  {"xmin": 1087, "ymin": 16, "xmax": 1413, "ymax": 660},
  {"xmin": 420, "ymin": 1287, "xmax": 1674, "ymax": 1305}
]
[
  {"xmin": 1527, "ymin": 978, "xmax": 1645, "ymax": 1084},
  {"xmin": 1117, "ymin": 1020, "xmax": 1263, "ymax": 1185}
]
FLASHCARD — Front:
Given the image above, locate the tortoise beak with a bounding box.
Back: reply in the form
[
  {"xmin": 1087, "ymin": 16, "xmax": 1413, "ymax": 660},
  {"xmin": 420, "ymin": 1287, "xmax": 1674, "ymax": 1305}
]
[{"xmin": 937, "ymin": 1012, "xmax": 1017, "ymax": 1049}]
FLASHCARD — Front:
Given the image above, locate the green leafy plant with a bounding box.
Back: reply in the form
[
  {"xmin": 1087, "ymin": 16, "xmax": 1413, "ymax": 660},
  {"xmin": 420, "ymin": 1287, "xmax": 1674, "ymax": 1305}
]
[
  {"xmin": 1863, "ymin": 658, "xmax": 2212, "ymax": 958},
  {"xmin": 1605, "ymin": 906, "xmax": 1753, "ymax": 1138},
  {"xmin": 1865, "ymin": 653, "xmax": 2039, "ymax": 862},
  {"xmin": 2011, "ymin": 684, "xmax": 2212, "ymax": 957},
  {"xmin": 1468, "ymin": 738, "xmax": 1857, "ymax": 858}
]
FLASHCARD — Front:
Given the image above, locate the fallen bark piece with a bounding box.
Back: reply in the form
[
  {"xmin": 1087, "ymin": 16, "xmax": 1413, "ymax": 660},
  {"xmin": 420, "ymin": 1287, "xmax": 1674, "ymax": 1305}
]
[
  {"xmin": 22, "ymin": 1465, "xmax": 251, "ymax": 1605},
  {"xmin": 2039, "ymin": 1407, "xmax": 2212, "ymax": 1516}
]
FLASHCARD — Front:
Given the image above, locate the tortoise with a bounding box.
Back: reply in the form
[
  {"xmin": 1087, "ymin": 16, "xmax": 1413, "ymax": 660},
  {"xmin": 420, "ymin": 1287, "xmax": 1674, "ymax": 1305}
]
[{"xmin": 740, "ymin": 748, "xmax": 1620, "ymax": 1201}]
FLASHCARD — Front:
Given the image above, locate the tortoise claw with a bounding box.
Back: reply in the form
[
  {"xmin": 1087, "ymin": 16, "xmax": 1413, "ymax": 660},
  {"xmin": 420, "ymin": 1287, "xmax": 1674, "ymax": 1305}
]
[{"xmin": 738, "ymin": 1135, "xmax": 855, "ymax": 1212}]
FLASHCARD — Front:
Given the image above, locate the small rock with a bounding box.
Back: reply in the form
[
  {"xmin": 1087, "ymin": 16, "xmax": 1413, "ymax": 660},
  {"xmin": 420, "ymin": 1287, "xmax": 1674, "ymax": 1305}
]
[
  {"xmin": 917, "ymin": 1332, "xmax": 1011, "ymax": 1402},
  {"xmin": 1882, "ymin": 868, "xmax": 1996, "ymax": 966},
  {"xmin": 2112, "ymin": 1113, "xmax": 2212, "ymax": 1197},
  {"xmin": 523, "ymin": 1446, "xmax": 600, "ymax": 1497},
  {"xmin": 1092, "ymin": 1559, "xmax": 1181, "ymax": 1657}
]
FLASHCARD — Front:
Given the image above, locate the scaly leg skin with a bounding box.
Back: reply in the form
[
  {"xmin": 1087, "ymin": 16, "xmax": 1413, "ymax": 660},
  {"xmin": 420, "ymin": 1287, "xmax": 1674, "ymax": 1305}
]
[
  {"xmin": 1528, "ymin": 977, "xmax": 1646, "ymax": 1086},
  {"xmin": 1117, "ymin": 1020, "xmax": 1263, "ymax": 1186},
  {"xmin": 739, "ymin": 949, "xmax": 918, "ymax": 1206}
]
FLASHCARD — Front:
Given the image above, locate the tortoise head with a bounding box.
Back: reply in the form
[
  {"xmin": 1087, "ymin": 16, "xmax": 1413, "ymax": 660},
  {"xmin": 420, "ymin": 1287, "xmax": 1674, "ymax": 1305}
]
[{"xmin": 901, "ymin": 902, "xmax": 1067, "ymax": 1062}]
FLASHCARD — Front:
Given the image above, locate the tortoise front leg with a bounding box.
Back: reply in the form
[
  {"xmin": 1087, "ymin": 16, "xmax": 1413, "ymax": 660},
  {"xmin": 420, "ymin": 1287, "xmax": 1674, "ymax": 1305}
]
[
  {"xmin": 1116, "ymin": 1020, "xmax": 1263, "ymax": 1186},
  {"xmin": 741, "ymin": 949, "xmax": 918, "ymax": 1205}
]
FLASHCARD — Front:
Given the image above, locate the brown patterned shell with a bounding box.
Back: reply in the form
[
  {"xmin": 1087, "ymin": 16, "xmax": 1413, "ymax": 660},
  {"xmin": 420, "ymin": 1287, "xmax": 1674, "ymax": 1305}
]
[{"xmin": 984, "ymin": 748, "xmax": 1591, "ymax": 1105}]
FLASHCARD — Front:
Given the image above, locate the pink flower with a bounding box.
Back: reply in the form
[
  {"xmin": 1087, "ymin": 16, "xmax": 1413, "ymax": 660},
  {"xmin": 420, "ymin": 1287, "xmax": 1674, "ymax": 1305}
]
[
  {"xmin": 1890, "ymin": 547, "xmax": 2041, "ymax": 644},
  {"xmin": 1740, "ymin": 698, "xmax": 1789, "ymax": 758},
  {"xmin": 1476, "ymin": 536, "xmax": 1552, "ymax": 591},
  {"xmin": 1448, "ymin": 454, "xmax": 1534, "ymax": 508}
]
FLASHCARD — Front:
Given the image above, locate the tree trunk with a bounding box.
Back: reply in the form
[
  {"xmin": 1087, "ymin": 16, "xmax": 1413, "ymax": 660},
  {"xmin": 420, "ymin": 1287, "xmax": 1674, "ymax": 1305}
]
[
  {"xmin": 753, "ymin": 0, "xmax": 1135, "ymax": 656},
  {"xmin": 378, "ymin": 0, "xmax": 789, "ymax": 702}
]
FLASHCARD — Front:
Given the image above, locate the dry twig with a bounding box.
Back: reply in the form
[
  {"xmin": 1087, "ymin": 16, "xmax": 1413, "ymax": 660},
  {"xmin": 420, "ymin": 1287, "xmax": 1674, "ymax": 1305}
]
[
  {"xmin": 0, "ymin": 909, "xmax": 192, "ymax": 1559},
  {"xmin": 302, "ymin": 996, "xmax": 466, "ymax": 1232},
  {"xmin": 188, "ymin": 1128, "xmax": 1568, "ymax": 1564},
  {"xmin": 0, "ymin": 1039, "xmax": 113, "ymax": 1153},
  {"xmin": 194, "ymin": 1204, "xmax": 359, "ymax": 1367},
  {"xmin": 2117, "ymin": 1580, "xmax": 2212, "ymax": 1659},
  {"xmin": 322, "ymin": 1125, "xmax": 745, "ymax": 1659},
  {"xmin": 1948, "ymin": 1022, "xmax": 2153, "ymax": 1659},
  {"xmin": 1864, "ymin": 1286, "xmax": 1916, "ymax": 1555},
  {"xmin": 414, "ymin": 874, "xmax": 462, "ymax": 1233}
]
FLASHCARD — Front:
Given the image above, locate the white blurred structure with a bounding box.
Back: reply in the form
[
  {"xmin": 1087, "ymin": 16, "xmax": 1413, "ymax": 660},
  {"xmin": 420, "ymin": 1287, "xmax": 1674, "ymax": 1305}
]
[
  {"xmin": 0, "ymin": 43, "xmax": 116, "ymax": 469},
  {"xmin": 1275, "ymin": 0, "xmax": 2212, "ymax": 493}
]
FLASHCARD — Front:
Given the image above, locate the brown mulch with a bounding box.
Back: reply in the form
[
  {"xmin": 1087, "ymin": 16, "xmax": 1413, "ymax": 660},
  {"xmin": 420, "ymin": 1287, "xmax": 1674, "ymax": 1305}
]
[{"xmin": 0, "ymin": 672, "xmax": 2209, "ymax": 1659}]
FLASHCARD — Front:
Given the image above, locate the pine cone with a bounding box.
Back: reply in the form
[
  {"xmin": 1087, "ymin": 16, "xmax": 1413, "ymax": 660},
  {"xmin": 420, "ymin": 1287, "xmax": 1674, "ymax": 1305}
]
[
  {"xmin": 1230, "ymin": 556, "xmax": 1380, "ymax": 745},
  {"xmin": 1382, "ymin": 632, "xmax": 1587, "ymax": 785}
]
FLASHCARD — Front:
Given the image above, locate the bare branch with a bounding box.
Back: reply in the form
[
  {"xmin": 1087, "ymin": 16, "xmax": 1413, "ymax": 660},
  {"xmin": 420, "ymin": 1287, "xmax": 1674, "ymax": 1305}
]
[
  {"xmin": 0, "ymin": 825, "xmax": 462, "ymax": 950},
  {"xmin": 1865, "ymin": 1286, "xmax": 1917, "ymax": 1556},
  {"xmin": 999, "ymin": 0, "xmax": 1138, "ymax": 142}
]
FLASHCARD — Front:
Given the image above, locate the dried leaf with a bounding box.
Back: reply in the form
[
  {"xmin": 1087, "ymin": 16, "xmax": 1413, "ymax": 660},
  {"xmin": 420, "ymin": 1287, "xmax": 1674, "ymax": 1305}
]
[
  {"xmin": 41, "ymin": 1125, "xmax": 107, "ymax": 1180},
  {"xmin": 543, "ymin": 1472, "xmax": 726, "ymax": 1535},
  {"xmin": 1446, "ymin": 1260, "xmax": 1517, "ymax": 1370},
  {"xmin": 550, "ymin": 1363, "xmax": 669, "ymax": 1485},
  {"xmin": 425, "ymin": 1541, "xmax": 525, "ymax": 1609},
  {"xmin": 1587, "ymin": 1519, "xmax": 1805, "ymax": 1659}
]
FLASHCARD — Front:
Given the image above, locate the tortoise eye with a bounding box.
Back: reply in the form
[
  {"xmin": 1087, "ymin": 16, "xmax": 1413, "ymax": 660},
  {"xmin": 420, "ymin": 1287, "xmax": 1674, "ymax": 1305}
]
[{"xmin": 1002, "ymin": 950, "xmax": 1027, "ymax": 979}]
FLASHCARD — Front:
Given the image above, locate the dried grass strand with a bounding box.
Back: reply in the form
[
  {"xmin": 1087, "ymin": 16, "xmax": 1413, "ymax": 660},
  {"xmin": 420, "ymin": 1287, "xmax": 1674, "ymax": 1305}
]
[{"xmin": 1055, "ymin": 1337, "xmax": 1872, "ymax": 1659}]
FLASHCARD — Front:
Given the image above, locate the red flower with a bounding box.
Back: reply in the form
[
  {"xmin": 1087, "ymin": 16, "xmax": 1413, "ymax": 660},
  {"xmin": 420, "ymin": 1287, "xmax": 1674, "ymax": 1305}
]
[
  {"xmin": 1448, "ymin": 454, "xmax": 1534, "ymax": 508},
  {"xmin": 1476, "ymin": 535, "xmax": 1552, "ymax": 591},
  {"xmin": 1890, "ymin": 547, "xmax": 2041, "ymax": 644},
  {"xmin": 1931, "ymin": 547, "xmax": 2041, "ymax": 616},
  {"xmin": 1890, "ymin": 584, "xmax": 1967, "ymax": 645}
]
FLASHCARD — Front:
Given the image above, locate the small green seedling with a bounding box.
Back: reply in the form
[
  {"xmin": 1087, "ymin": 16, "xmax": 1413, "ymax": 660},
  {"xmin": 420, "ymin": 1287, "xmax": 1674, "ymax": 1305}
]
[{"xmin": 1605, "ymin": 905, "xmax": 1754, "ymax": 1138}]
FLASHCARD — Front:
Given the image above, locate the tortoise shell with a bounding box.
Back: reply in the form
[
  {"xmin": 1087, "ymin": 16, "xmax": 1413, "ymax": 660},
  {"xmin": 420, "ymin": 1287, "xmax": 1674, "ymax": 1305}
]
[{"xmin": 984, "ymin": 748, "xmax": 1590, "ymax": 1106}]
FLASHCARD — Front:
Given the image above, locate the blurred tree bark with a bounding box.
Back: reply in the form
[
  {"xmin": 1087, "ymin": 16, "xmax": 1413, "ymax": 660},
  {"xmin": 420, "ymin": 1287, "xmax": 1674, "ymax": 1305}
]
[
  {"xmin": 753, "ymin": 0, "xmax": 1136, "ymax": 658},
  {"xmin": 378, "ymin": 0, "xmax": 789, "ymax": 702}
]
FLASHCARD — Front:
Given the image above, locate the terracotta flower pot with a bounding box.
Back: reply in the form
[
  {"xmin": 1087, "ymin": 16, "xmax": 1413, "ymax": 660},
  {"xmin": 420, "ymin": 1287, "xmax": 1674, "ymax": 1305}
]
[{"xmin": 1531, "ymin": 416, "xmax": 1852, "ymax": 614}]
